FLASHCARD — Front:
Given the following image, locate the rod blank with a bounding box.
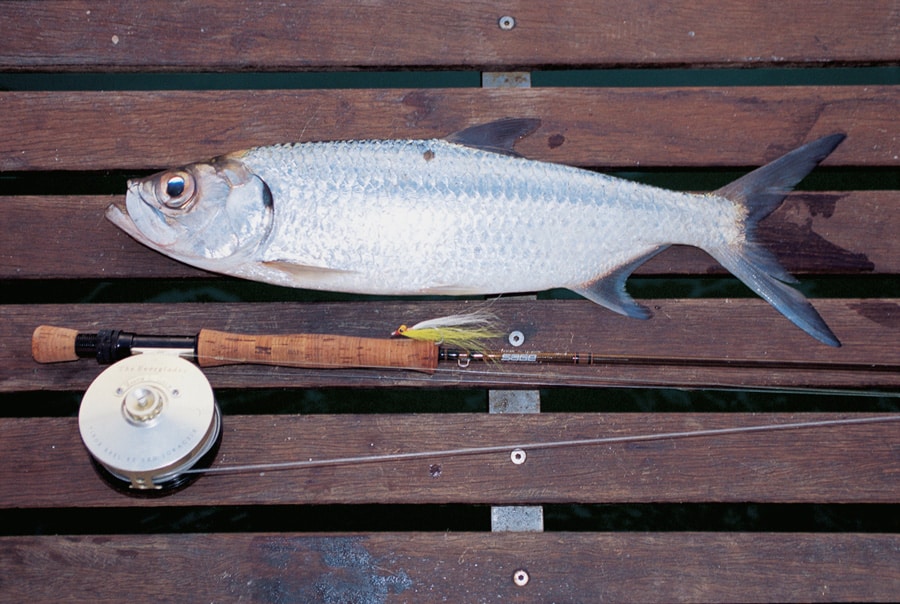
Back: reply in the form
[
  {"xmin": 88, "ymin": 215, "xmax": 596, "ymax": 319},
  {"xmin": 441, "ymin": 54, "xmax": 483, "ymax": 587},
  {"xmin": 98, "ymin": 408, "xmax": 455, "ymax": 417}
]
[{"xmin": 32, "ymin": 325, "xmax": 898, "ymax": 376}]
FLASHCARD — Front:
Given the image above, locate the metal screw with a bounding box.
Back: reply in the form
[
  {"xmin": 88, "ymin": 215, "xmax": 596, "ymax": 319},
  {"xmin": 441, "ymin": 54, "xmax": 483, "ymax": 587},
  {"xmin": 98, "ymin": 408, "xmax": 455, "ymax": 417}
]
[
  {"xmin": 513, "ymin": 569, "xmax": 529, "ymax": 586},
  {"xmin": 508, "ymin": 330, "xmax": 525, "ymax": 347},
  {"xmin": 498, "ymin": 16, "xmax": 516, "ymax": 30},
  {"xmin": 510, "ymin": 448, "xmax": 527, "ymax": 465}
]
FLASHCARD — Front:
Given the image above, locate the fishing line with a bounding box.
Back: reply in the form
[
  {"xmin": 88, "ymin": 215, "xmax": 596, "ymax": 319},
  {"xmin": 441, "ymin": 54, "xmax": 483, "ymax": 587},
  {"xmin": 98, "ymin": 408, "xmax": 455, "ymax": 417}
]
[
  {"xmin": 181, "ymin": 414, "xmax": 900, "ymax": 478},
  {"xmin": 68, "ymin": 350, "xmax": 899, "ymax": 494}
]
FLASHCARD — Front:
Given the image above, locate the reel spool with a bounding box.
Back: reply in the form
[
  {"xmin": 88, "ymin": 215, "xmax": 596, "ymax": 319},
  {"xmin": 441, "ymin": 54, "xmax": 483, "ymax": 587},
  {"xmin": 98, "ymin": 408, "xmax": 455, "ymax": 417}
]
[{"xmin": 78, "ymin": 353, "xmax": 221, "ymax": 494}]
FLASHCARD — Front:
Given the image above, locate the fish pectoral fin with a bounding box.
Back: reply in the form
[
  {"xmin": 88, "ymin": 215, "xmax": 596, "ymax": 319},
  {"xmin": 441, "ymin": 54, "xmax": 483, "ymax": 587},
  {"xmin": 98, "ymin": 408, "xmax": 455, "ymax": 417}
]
[
  {"xmin": 572, "ymin": 247, "xmax": 670, "ymax": 319},
  {"xmin": 417, "ymin": 285, "xmax": 484, "ymax": 296},
  {"xmin": 444, "ymin": 118, "xmax": 541, "ymax": 156},
  {"xmin": 261, "ymin": 260, "xmax": 357, "ymax": 279}
]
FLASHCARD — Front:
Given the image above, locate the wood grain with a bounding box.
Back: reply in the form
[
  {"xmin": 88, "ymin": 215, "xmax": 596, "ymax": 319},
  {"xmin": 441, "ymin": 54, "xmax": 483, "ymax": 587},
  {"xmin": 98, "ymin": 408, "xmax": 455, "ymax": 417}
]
[
  {"xmin": 1, "ymin": 87, "xmax": 896, "ymax": 171},
  {"xmin": 1, "ymin": 1, "xmax": 896, "ymax": 71},
  {"xmin": 1, "ymin": 532, "xmax": 897, "ymax": 602},
  {"xmin": 3, "ymin": 300, "xmax": 899, "ymax": 391},
  {"xmin": 1, "ymin": 191, "xmax": 893, "ymax": 280},
  {"xmin": 2, "ymin": 2, "xmax": 897, "ymax": 601},
  {"xmin": 1, "ymin": 413, "xmax": 897, "ymax": 508}
]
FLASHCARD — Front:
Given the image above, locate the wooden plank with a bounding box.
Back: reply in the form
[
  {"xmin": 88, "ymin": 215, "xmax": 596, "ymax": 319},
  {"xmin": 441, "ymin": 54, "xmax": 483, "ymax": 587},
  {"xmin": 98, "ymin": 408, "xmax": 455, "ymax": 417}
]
[
  {"xmin": 1, "ymin": 5, "xmax": 895, "ymax": 603},
  {"xmin": 3, "ymin": 300, "xmax": 898, "ymax": 392},
  {"xmin": 1, "ymin": 191, "xmax": 893, "ymax": 280},
  {"xmin": 1, "ymin": 413, "xmax": 896, "ymax": 508},
  {"xmin": 1, "ymin": 87, "xmax": 896, "ymax": 171},
  {"xmin": 1, "ymin": 1, "xmax": 896, "ymax": 71},
  {"xmin": 1, "ymin": 532, "xmax": 897, "ymax": 602}
]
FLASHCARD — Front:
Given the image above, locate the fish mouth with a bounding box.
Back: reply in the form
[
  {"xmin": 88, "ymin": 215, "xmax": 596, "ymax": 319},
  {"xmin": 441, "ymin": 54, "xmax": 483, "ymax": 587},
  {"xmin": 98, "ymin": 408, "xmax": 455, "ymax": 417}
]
[
  {"xmin": 108, "ymin": 180, "xmax": 179, "ymax": 247},
  {"xmin": 105, "ymin": 202, "xmax": 147, "ymax": 242}
]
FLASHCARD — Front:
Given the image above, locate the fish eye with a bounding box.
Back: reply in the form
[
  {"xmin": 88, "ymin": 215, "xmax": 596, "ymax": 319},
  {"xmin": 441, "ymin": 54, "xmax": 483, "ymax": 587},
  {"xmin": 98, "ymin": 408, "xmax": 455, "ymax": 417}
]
[
  {"xmin": 155, "ymin": 171, "xmax": 196, "ymax": 210},
  {"xmin": 166, "ymin": 175, "xmax": 185, "ymax": 198}
]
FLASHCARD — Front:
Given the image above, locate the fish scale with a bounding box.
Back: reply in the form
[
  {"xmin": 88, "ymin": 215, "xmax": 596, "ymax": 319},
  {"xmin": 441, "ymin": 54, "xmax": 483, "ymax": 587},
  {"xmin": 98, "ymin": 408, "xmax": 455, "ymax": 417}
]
[
  {"xmin": 240, "ymin": 138, "xmax": 714, "ymax": 294},
  {"xmin": 107, "ymin": 118, "xmax": 845, "ymax": 346}
]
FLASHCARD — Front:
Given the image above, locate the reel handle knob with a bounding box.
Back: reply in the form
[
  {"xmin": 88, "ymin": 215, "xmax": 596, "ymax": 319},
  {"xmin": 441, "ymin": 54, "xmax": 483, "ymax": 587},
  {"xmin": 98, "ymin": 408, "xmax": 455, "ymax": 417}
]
[
  {"xmin": 31, "ymin": 325, "xmax": 79, "ymax": 363},
  {"xmin": 197, "ymin": 329, "xmax": 439, "ymax": 373}
]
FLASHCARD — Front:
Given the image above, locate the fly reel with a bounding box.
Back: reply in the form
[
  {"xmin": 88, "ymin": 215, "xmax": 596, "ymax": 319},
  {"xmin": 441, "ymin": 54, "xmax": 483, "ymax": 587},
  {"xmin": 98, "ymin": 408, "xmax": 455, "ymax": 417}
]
[{"xmin": 78, "ymin": 353, "xmax": 221, "ymax": 494}]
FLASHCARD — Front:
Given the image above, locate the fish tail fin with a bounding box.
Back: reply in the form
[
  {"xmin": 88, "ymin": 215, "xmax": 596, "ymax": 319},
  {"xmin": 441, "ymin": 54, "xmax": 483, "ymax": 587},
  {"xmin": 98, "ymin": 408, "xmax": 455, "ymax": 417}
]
[{"xmin": 706, "ymin": 133, "xmax": 846, "ymax": 347}]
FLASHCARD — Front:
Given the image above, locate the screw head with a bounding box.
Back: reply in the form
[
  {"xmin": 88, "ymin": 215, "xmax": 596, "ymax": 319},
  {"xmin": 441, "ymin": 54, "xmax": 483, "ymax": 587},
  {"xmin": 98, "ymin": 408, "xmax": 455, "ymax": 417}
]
[
  {"xmin": 513, "ymin": 569, "xmax": 529, "ymax": 586},
  {"xmin": 498, "ymin": 16, "xmax": 516, "ymax": 30}
]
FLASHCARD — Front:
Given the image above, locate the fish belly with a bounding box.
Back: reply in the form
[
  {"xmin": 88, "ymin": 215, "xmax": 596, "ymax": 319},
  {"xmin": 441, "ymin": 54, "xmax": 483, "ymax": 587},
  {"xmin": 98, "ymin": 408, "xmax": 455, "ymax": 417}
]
[{"xmin": 240, "ymin": 139, "xmax": 739, "ymax": 295}]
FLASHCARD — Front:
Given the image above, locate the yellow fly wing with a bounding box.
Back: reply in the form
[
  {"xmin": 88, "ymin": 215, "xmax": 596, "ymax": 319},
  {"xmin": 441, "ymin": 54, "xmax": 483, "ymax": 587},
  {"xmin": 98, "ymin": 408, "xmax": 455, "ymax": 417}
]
[{"xmin": 393, "ymin": 311, "xmax": 503, "ymax": 351}]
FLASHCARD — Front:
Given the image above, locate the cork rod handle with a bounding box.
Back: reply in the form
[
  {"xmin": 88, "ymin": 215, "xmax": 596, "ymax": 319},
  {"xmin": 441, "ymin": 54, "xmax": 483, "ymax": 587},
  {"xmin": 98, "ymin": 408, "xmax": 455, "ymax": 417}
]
[
  {"xmin": 196, "ymin": 329, "xmax": 439, "ymax": 373},
  {"xmin": 32, "ymin": 325, "xmax": 440, "ymax": 374},
  {"xmin": 31, "ymin": 325, "xmax": 80, "ymax": 363}
]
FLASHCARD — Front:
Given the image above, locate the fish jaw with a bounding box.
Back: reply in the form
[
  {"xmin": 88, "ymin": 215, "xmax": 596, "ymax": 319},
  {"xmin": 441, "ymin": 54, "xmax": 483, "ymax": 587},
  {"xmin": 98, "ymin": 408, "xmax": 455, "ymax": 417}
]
[
  {"xmin": 118, "ymin": 178, "xmax": 182, "ymax": 247},
  {"xmin": 107, "ymin": 186, "xmax": 210, "ymax": 267},
  {"xmin": 105, "ymin": 200, "xmax": 183, "ymax": 257},
  {"xmin": 105, "ymin": 202, "xmax": 149, "ymax": 244},
  {"xmin": 105, "ymin": 200, "xmax": 245, "ymax": 276}
]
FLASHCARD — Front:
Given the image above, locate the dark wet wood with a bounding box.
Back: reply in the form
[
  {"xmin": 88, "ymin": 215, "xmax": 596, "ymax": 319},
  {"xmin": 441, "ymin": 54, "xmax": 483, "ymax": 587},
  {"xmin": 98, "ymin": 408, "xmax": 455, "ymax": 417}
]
[
  {"xmin": 2, "ymin": 413, "xmax": 897, "ymax": 508},
  {"xmin": 4, "ymin": 300, "xmax": 899, "ymax": 392},
  {"xmin": 1, "ymin": 0, "xmax": 896, "ymax": 71},
  {"xmin": 1, "ymin": 532, "xmax": 897, "ymax": 602},
  {"xmin": 2, "ymin": 191, "xmax": 895, "ymax": 280},
  {"xmin": 1, "ymin": 87, "xmax": 897, "ymax": 171}
]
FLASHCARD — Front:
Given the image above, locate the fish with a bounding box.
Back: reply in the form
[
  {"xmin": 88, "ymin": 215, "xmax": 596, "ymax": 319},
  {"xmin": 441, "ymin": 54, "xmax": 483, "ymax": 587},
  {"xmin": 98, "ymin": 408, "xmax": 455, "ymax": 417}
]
[{"xmin": 106, "ymin": 118, "xmax": 844, "ymax": 346}]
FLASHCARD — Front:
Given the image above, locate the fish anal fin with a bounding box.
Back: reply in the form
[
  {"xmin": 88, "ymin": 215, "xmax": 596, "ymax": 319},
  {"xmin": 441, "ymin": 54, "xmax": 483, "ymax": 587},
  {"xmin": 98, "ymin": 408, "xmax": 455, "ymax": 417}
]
[
  {"xmin": 444, "ymin": 118, "xmax": 541, "ymax": 156},
  {"xmin": 573, "ymin": 247, "xmax": 669, "ymax": 320}
]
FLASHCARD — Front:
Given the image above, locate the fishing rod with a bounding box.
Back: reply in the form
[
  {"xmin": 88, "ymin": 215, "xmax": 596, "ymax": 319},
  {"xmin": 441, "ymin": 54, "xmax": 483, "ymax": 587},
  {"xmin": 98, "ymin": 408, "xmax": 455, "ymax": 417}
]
[
  {"xmin": 32, "ymin": 324, "xmax": 900, "ymax": 374},
  {"xmin": 32, "ymin": 322, "xmax": 900, "ymax": 494}
]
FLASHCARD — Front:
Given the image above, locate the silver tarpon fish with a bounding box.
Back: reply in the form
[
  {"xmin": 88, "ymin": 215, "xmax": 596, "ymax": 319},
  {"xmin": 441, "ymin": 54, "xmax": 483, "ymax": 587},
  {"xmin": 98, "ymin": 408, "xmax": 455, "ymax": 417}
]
[{"xmin": 107, "ymin": 119, "xmax": 844, "ymax": 346}]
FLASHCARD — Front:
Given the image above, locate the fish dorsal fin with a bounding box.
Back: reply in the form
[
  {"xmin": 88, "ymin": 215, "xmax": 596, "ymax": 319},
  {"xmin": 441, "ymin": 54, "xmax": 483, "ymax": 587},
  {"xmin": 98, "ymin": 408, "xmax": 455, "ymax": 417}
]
[
  {"xmin": 572, "ymin": 246, "xmax": 670, "ymax": 319},
  {"xmin": 444, "ymin": 118, "xmax": 541, "ymax": 156}
]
